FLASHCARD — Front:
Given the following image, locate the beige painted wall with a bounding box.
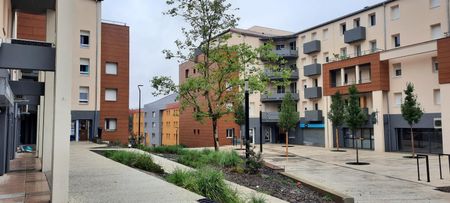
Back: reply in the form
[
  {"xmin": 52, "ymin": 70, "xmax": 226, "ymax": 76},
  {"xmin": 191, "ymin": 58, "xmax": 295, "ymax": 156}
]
[
  {"xmin": 71, "ymin": 0, "xmax": 101, "ymax": 111},
  {"xmin": 0, "ymin": 0, "xmax": 12, "ymax": 40}
]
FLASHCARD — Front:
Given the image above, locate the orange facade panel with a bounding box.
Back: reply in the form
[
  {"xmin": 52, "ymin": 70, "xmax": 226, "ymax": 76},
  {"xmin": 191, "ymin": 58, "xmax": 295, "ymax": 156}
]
[
  {"xmin": 323, "ymin": 52, "xmax": 389, "ymax": 96},
  {"xmin": 17, "ymin": 12, "xmax": 46, "ymax": 41},
  {"xmin": 438, "ymin": 37, "xmax": 450, "ymax": 84}
]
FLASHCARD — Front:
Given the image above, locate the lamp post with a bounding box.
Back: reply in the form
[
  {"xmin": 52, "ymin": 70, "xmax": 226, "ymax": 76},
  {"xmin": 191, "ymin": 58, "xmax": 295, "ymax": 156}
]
[
  {"xmin": 138, "ymin": 85, "xmax": 143, "ymax": 146},
  {"xmin": 245, "ymin": 79, "xmax": 250, "ymax": 158},
  {"xmin": 259, "ymin": 105, "xmax": 263, "ymax": 153}
]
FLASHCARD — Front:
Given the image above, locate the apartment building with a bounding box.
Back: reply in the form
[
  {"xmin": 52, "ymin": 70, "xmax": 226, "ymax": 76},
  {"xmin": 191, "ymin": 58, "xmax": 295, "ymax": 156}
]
[
  {"xmin": 130, "ymin": 108, "xmax": 144, "ymax": 138},
  {"xmin": 144, "ymin": 94, "xmax": 178, "ymax": 146},
  {"xmin": 161, "ymin": 102, "xmax": 180, "ymax": 146}
]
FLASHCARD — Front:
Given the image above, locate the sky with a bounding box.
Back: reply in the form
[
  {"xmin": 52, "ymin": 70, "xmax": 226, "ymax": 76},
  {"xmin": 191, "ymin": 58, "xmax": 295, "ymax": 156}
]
[{"xmin": 101, "ymin": 0, "xmax": 386, "ymax": 109}]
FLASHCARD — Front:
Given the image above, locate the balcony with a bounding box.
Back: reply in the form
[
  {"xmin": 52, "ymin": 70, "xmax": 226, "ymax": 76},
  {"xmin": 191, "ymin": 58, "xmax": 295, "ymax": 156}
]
[
  {"xmin": 344, "ymin": 26, "xmax": 366, "ymax": 44},
  {"xmin": 274, "ymin": 49, "xmax": 298, "ymax": 58},
  {"xmin": 11, "ymin": 0, "xmax": 55, "ymax": 14},
  {"xmin": 261, "ymin": 112, "xmax": 279, "ymax": 123},
  {"xmin": 304, "ymin": 87, "xmax": 322, "ymax": 99},
  {"xmin": 0, "ymin": 78, "xmax": 14, "ymax": 107},
  {"xmin": 305, "ymin": 110, "xmax": 323, "ymax": 122},
  {"xmin": 265, "ymin": 69, "xmax": 299, "ymax": 80},
  {"xmin": 260, "ymin": 92, "xmax": 299, "ymax": 102},
  {"xmin": 303, "ymin": 64, "xmax": 321, "ymax": 77},
  {"xmin": 303, "ymin": 40, "xmax": 321, "ymax": 54},
  {"xmin": 0, "ymin": 39, "xmax": 55, "ymax": 71}
]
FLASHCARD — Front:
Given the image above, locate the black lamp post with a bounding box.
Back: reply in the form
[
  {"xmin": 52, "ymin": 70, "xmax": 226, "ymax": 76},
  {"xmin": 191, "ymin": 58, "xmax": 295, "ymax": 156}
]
[
  {"xmin": 245, "ymin": 79, "xmax": 250, "ymax": 158},
  {"xmin": 138, "ymin": 84, "xmax": 143, "ymax": 146}
]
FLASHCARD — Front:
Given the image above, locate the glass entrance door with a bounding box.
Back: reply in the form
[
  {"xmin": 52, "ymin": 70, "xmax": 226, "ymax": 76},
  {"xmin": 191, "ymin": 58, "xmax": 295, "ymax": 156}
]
[{"xmin": 343, "ymin": 128, "xmax": 374, "ymax": 150}]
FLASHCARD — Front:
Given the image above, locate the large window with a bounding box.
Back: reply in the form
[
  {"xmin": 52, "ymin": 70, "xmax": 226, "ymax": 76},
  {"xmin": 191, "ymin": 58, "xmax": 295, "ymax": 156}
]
[
  {"xmin": 391, "ymin": 5, "xmax": 400, "ymax": 20},
  {"xmin": 80, "ymin": 30, "xmax": 90, "ymax": 47},
  {"xmin": 226, "ymin": 128, "xmax": 235, "ymax": 139},
  {"xmin": 105, "ymin": 118, "xmax": 117, "ymax": 131},
  {"xmin": 80, "ymin": 58, "xmax": 89, "ymax": 75},
  {"xmin": 106, "ymin": 62, "xmax": 118, "ymax": 75},
  {"xmin": 79, "ymin": 87, "xmax": 89, "ymax": 104},
  {"xmin": 431, "ymin": 24, "xmax": 442, "ymax": 40},
  {"xmin": 105, "ymin": 89, "xmax": 117, "ymax": 101}
]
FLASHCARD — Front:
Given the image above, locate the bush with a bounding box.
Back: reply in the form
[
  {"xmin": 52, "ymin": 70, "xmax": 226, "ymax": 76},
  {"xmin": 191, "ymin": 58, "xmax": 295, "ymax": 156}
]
[
  {"xmin": 248, "ymin": 193, "xmax": 267, "ymax": 203},
  {"xmin": 166, "ymin": 168, "xmax": 241, "ymax": 203},
  {"xmin": 178, "ymin": 150, "xmax": 243, "ymax": 169},
  {"xmin": 245, "ymin": 149, "xmax": 263, "ymax": 174},
  {"xmin": 103, "ymin": 150, "xmax": 164, "ymax": 174},
  {"xmin": 139, "ymin": 145, "xmax": 185, "ymax": 154}
]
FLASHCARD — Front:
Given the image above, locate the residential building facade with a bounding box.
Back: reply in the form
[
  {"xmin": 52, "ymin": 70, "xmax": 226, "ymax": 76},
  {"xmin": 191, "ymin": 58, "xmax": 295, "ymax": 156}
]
[
  {"xmin": 161, "ymin": 102, "xmax": 180, "ymax": 146},
  {"xmin": 130, "ymin": 108, "xmax": 144, "ymax": 139},
  {"xmin": 144, "ymin": 94, "xmax": 178, "ymax": 146}
]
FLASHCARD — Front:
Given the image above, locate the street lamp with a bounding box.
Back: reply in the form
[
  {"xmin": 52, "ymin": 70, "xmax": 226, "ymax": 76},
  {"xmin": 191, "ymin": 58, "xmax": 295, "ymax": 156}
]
[
  {"xmin": 137, "ymin": 85, "xmax": 143, "ymax": 146},
  {"xmin": 259, "ymin": 104, "xmax": 263, "ymax": 153},
  {"xmin": 245, "ymin": 79, "xmax": 250, "ymax": 158}
]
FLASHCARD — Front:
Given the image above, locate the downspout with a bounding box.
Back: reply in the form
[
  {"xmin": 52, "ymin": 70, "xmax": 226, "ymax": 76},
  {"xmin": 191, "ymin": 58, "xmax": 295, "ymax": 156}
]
[
  {"xmin": 383, "ymin": 2, "xmax": 392, "ymax": 151},
  {"xmin": 447, "ymin": 0, "xmax": 450, "ymax": 35},
  {"xmin": 93, "ymin": 0, "xmax": 101, "ymax": 140},
  {"xmin": 383, "ymin": 2, "xmax": 387, "ymax": 50}
]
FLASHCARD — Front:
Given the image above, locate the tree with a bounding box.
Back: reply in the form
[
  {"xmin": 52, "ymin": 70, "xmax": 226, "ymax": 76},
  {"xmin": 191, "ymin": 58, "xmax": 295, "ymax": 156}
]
[
  {"xmin": 279, "ymin": 92, "xmax": 299, "ymax": 157},
  {"xmin": 151, "ymin": 0, "xmax": 277, "ymax": 151},
  {"xmin": 233, "ymin": 103, "xmax": 244, "ymax": 148},
  {"xmin": 401, "ymin": 83, "xmax": 424, "ymax": 157},
  {"xmin": 328, "ymin": 91, "xmax": 345, "ymax": 151},
  {"xmin": 344, "ymin": 85, "xmax": 368, "ymax": 164}
]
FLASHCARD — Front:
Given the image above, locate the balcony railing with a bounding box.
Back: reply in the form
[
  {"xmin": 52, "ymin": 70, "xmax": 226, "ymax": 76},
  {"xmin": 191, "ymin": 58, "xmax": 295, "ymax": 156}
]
[
  {"xmin": 303, "ymin": 40, "xmax": 321, "ymax": 54},
  {"xmin": 274, "ymin": 48, "xmax": 299, "ymax": 58},
  {"xmin": 305, "ymin": 110, "xmax": 323, "ymax": 122},
  {"xmin": 265, "ymin": 69, "xmax": 299, "ymax": 80},
  {"xmin": 304, "ymin": 87, "xmax": 322, "ymax": 99},
  {"xmin": 329, "ymin": 49, "xmax": 383, "ymax": 63},
  {"xmin": 344, "ymin": 26, "xmax": 366, "ymax": 44},
  {"xmin": 260, "ymin": 91, "xmax": 299, "ymax": 102},
  {"xmin": 330, "ymin": 78, "xmax": 372, "ymax": 88},
  {"xmin": 0, "ymin": 39, "xmax": 56, "ymax": 71},
  {"xmin": 303, "ymin": 63, "xmax": 321, "ymax": 77},
  {"xmin": 261, "ymin": 112, "xmax": 280, "ymax": 123}
]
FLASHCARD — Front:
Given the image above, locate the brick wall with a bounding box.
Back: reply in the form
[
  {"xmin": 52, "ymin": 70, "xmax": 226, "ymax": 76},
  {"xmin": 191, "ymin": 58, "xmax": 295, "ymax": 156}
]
[{"xmin": 100, "ymin": 23, "xmax": 130, "ymax": 144}]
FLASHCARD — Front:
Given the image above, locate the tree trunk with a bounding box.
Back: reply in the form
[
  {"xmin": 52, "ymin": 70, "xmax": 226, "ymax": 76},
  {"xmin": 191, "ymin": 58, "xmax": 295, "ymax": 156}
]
[
  {"xmin": 336, "ymin": 128, "xmax": 340, "ymax": 151},
  {"xmin": 285, "ymin": 130, "xmax": 289, "ymax": 157},
  {"xmin": 411, "ymin": 126, "xmax": 415, "ymax": 157},
  {"xmin": 212, "ymin": 119, "xmax": 220, "ymax": 151},
  {"xmin": 354, "ymin": 129, "xmax": 359, "ymax": 163}
]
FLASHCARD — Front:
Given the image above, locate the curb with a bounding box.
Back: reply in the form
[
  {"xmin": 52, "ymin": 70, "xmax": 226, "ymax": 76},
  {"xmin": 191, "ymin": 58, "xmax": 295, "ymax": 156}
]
[{"xmin": 279, "ymin": 172, "xmax": 354, "ymax": 203}]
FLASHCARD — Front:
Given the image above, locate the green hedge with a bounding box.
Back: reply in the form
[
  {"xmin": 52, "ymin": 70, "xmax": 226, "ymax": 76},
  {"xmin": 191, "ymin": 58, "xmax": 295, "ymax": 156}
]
[{"xmin": 103, "ymin": 150, "xmax": 164, "ymax": 174}]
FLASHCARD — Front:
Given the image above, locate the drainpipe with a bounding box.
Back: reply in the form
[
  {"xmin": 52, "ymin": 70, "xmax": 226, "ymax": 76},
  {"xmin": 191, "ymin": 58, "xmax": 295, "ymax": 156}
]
[
  {"xmin": 383, "ymin": 2, "xmax": 387, "ymax": 50},
  {"xmin": 93, "ymin": 0, "xmax": 101, "ymax": 140},
  {"xmin": 447, "ymin": 0, "xmax": 450, "ymax": 35}
]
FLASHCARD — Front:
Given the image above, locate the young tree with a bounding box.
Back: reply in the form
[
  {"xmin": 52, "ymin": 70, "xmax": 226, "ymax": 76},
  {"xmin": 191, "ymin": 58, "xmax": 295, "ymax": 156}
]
[
  {"xmin": 279, "ymin": 92, "xmax": 299, "ymax": 157},
  {"xmin": 328, "ymin": 91, "xmax": 345, "ymax": 151},
  {"xmin": 233, "ymin": 103, "xmax": 245, "ymax": 148},
  {"xmin": 344, "ymin": 85, "xmax": 368, "ymax": 164},
  {"xmin": 151, "ymin": 0, "xmax": 278, "ymax": 151},
  {"xmin": 401, "ymin": 83, "xmax": 424, "ymax": 157}
]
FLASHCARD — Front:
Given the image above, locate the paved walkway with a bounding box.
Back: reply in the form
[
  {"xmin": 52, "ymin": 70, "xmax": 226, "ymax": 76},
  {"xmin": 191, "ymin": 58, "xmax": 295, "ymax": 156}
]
[
  {"xmin": 69, "ymin": 142, "xmax": 203, "ymax": 203},
  {"xmin": 0, "ymin": 152, "xmax": 50, "ymax": 203},
  {"xmin": 259, "ymin": 144, "xmax": 450, "ymax": 203}
]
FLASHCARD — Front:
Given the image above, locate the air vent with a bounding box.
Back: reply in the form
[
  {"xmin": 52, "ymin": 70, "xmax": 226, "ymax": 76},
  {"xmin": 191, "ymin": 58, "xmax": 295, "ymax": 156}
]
[{"xmin": 434, "ymin": 118, "xmax": 442, "ymax": 129}]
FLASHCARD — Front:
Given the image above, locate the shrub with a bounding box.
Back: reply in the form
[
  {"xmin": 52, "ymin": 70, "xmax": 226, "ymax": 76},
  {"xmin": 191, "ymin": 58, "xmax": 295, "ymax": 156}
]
[
  {"xmin": 178, "ymin": 150, "xmax": 244, "ymax": 169},
  {"xmin": 248, "ymin": 193, "xmax": 267, "ymax": 203},
  {"xmin": 245, "ymin": 149, "xmax": 263, "ymax": 174},
  {"xmin": 166, "ymin": 168, "xmax": 242, "ymax": 203},
  {"xmin": 139, "ymin": 145, "xmax": 185, "ymax": 154},
  {"xmin": 103, "ymin": 150, "xmax": 164, "ymax": 174}
]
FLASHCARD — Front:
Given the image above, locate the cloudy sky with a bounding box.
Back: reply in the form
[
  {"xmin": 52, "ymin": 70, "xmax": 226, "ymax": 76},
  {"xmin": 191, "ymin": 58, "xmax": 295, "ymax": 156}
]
[{"xmin": 101, "ymin": 0, "xmax": 385, "ymax": 109}]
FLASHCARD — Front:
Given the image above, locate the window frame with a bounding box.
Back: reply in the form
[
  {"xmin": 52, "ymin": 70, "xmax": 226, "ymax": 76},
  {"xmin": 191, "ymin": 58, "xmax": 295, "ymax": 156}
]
[
  {"xmin": 434, "ymin": 89, "xmax": 441, "ymax": 105},
  {"xmin": 394, "ymin": 93, "xmax": 402, "ymax": 107},
  {"xmin": 79, "ymin": 86, "xmax": 89, "ymax": 104},
  {"xmin": 105, "ymin": 88, "xmax": 118, "ymax": 101},
  {"xmin": 105, "ymin": 62, "xmax": 118, "ymax": 75},
  {"xmin": 105, "ymin": 118, "xmax": 117, "ymax": 131},
  {"xmin": 393, "ymin": 63, "xmax": 402, "ymax": 77},
  {"xmin": 226, "ymin": 128, "xmax": 235, "ymax": 139},
  {"xmin": 431, "ymin": 24, "xmax": 442, "ymax": 40},
  {"xmin": 340, "ymin": 23, "xmax": 346, "ymax": 35},
  {"xmin": 392, "ymin": 34, "xmax": 401, "ymax": 48},
  {"xmin": 432, "ymin": 57, "xmax": 439, "ymax": 73},
  {"xmin": 369, "ymin": 13, "xmax": 376, "ymax": 26},
  {"xmin": 391, "ymin": 5, "xmax": 400, "ymax": 21},
  {"xmin": 80, "ymin": 30, "xmax": 90, "ymax": 48},
  {"xmin": 430, "ymin": 0, "xmax": 440, "ymax": 8},
  {"xmin": 80, "ymin": 58, "xmax": 89, "ymax": 75}
]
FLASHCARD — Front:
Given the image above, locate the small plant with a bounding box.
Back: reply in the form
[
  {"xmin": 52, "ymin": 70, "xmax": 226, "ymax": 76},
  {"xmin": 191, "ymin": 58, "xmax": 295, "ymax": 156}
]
[
  {"xmin": 245, "ymin": 148, "xmax": 263, "ymax": 174},
  {"xmin": 322, "ymin": 194, "xmax": 334, "ymax": 201},
  {"xmin": 103, "ymin": 150, "xmax": 164, "ymax": 174},
  {"xmin": 139, "ymin": 145, "xmax": 185, "ymax": 154},
  {"xmin": 247, "ymin": 193, "xmax": 267, "ymax": 203},
  {"xmin": 178, "ymin": 150, "xmax": 244, "ymax": 169}
]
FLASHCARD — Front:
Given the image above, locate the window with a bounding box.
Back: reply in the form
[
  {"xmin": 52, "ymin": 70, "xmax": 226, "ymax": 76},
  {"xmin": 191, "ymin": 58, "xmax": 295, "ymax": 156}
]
[
  {"xmin": 434, "ymin": 89, "xmax": 441, "ymax": 105},
  {"xmin": 353, "ymin": 18, "xmax": 360, "ymax": 28},
  {"xmin": 394, "ymin": 93, "xmax": 402, "ymax": 107},
  {"xmin": 193, "ymin": 69, "xmax": 196, "ymax": 74},
  {"xmin": 80, "ymin": 30, "xmax": 90, "ymax": 47},
  {"xmin": 391, "ymin": 5, "xmax": 400, "ymax": 20},
  {"xmin": 105, "ymin": 89, "xmax": 117, "ymax": 101},
  {"xmin": 105, "ymin": 119, "xmax": 117, "ymax": 131},
  {"xmin": 323, "ymin": 29, "xmax": 329, "ymax": 40},
  {"xmin": 289, "ymin": 41, "xmax": 296, "ymax": 50},
  {"xmin": 340, "ymin": 23, "xmax": 346, "ymax": 35},
  {"xmin": 355, "ymin": 45, "xmax": 361, "ymax": 56},
  {"xmin": 301, "ymin": 35, "xmax": 306, "ymax": 43},
  {"xmin": 393, "ymin": 63, "xmax": 402, "ymax": 77},
  {"xmin": 430, "ymin": 0, "xmax": 440, "ymax": 8},
  {"xmin": 276, "ymin": 44, "xmax": 285, "ymax": 50},
  {"xmin": 323, "ymin": 52, "xmax": 329, "ymax": 63},
  {"xmin": 369, "ymin": 13, "xmax": 376, "ymax": 26},
  {"xmin": 311, "ymin": 32, "xmax": 317, "ymax": 40},
  {"xmin": 392, "ymin": 34, "xmax": 400, "ymax": 47},
  {"xmin": 152, "ymin": 122, "xmax": 156, "ymax": 127},
  {"xmin": 302, "ymin": 80, "xmax": 307, "ymax": 89},
  {"xmin": 312, "ymin": 56, "xmax": 318, "ymax": 64},
  {"xmin": 370, "ymin": 40, "xmax": 377, "ymax": 52},
  {"xmin": 80, "ymin": 58, "xmax": 89, "ymax": 75},
  {"xmin": 152, "ymin": 111, "xmax": 156, "ymax": 118},
  {"xmin": 340, "ymin": 47, "xmax": 347, "ymax": 57},
  {"xmin": 185, "ymin": 69, "xmax": 189, "ymax": 78},
  {"xmin": 432, "ymin": 57, "xmax": 439, "ymax": 72},
  {"xmin": 79, "ymin": 87, "xmax": 89, "ymax": 104},
  {"xmin": 431, "ymin": 24, "xmax": 442, "ymax": 39},
  {"xmin": 226, "ymin": 128, "xmax": 235, "ymax": 139},
  {"xmin": 106, "ymin": 62, "xmax": 118, "ymax": 75}
]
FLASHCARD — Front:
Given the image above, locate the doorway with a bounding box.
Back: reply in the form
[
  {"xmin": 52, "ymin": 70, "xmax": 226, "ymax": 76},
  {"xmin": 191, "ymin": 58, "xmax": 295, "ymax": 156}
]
[{"xmin": 78, "ymin": 120, "xmax": 91, "ymax": 141}]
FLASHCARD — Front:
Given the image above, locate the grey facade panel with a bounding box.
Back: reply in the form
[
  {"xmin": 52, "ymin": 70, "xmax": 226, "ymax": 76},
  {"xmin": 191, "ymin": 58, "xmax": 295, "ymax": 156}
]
[
  {"xmin": 274, "ymin": 49, "xmax": 298, "ymax": 58},
  {"xmin": 143, "ymin": 94, "xmax": 178, "ymax": 146},
  {"xmin": 261, "ymin": 92, "xmax": 299, "ymax": 102},
  {"xmin": 344, "ymin": 26, "xmax": 366, "ymax": 44},
  {"xmin": 0, "ymin": 78, "xmax": 14, "ymax": 107},
  {"xmin": 0, "ymin": 43, "xmax": 55, "ymax": 71},
  {"xmin": 11, "ymin": 0, "xmax": 55, "ymax": 14},
  {"xmin": 266, "ymin": 69, "xmax": 299, "ymax": 80},
  {"xmin": 261, "ymin": 112, "xmax": 279, "ymax": 123},
  {"xmin": 9, "ymin": 80, "xmax": 44, "ymax": 96},
  {"xmin": 71, "ymin": 111, "xmax": 100, "ymax": 140},
  {"xmin": 305, "ymin": 110, "xmax": 323, "ymax": 122},
  {"xmin": 303, "ymin": 40, "xmax": 321, "ymax": 54},
  {"xmin": 304, "ymin": 87, "xmax": 322, "ymax": 99},
  {"xmin": 302, "ymin": 129, "xmax": 325, "ymax": 147},
  {"xmin": 383, "ymin": 113, "xmax": 441, "ymax": 152},
  {"xmin": 303, "ymin": 63, "xmax": 321, "ymax": 77}
]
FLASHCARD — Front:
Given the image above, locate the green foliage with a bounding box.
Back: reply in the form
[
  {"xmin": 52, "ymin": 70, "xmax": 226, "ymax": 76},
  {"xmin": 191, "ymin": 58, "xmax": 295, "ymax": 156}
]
[
  {"xmin": 245, "ymin": 148, "xmax": 263, "ymax": 174},
  {"xmin": 344, "ymin": 85, "xmax": 368, "ymax": 133},
  {"xmin": 167, "ymin": 168, "xmax": 242, "ymax": 203},
  {"xmin": 103, "ymin": 150, "xmax": 164, "ymax": 174},
  {"xmin": 328, "ymin": 91, "xmax": 345, "ymax": 128},
  {"xmin": 138, "ymin": 145, "xmax": 185, "ymax": 154},
  {"xmin": 248, "ymin": 193, "xmax": 267, "ymax": 203},
  {"xmin": 234, "ymin": 103, "xmax": 245, "ymax": 126},
  {"xmin": 178, "ymin": 149, "xmax": 243, "ymax": 168},
  {"xmin": 279, "ymin": 92, "xmax": 299, "ymax": 131},
  {"xmin": 401, "ymin": 83, "xmax": 424, "ymax": 127}
]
